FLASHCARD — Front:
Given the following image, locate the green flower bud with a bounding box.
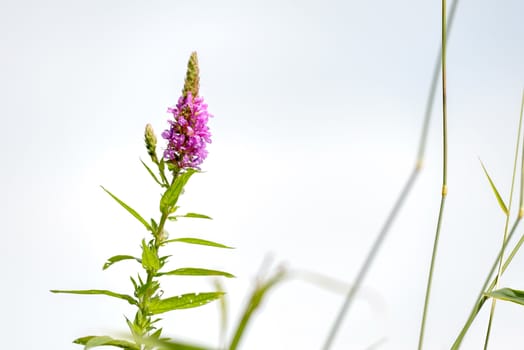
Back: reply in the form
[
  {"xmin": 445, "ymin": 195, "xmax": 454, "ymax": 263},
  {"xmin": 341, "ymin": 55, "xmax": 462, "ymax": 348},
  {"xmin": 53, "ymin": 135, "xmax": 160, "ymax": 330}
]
[{"xmin": 144, "ymin": 123, "xmax": 159, "ymax": 164}]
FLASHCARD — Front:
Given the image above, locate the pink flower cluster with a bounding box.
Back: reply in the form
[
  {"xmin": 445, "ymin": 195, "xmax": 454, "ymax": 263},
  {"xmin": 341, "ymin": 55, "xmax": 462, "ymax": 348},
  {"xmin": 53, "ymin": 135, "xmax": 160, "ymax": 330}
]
[{"xmin": 162, "ymin": 92, "xmax": 212, "ymax": 169}]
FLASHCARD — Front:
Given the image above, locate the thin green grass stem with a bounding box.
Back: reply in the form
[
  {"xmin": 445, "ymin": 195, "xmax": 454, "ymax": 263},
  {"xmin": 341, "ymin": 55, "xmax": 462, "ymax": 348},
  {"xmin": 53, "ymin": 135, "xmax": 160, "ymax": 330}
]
[
  {"xmin": 483, "ymin": 89, "xmax": 524, "ymax": 350},
  {"xmin": 320, "ymin": 2, "xmax": 460, "ymax": 349},
  {"xmin": 452, "ymin": 90, "xmax": 524, "ymax": 349},
  {"xmin": 417, "ymin": 1, "xmax": 448, "ymax": 349}
]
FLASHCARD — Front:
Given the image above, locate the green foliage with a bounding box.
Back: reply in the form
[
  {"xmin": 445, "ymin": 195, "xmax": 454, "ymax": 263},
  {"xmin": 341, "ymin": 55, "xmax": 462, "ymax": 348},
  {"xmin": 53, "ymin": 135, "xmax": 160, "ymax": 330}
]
[
  {"xmin": 168, "ymin": 212, "xmax": 213, "ymax": 220},
  {"xmin": 486, "ymin": 288, "xmax": 524, "ymax": 307},
  {"xmin": 103, "ymin": 255, "xmax": 141, "ymax": 270},
  {"xmin": 160, "ymin": 169, "xmax": 197, "ymax": 214},
  {"xmin": 50, "ymin": 289, "xmax": 138, "ymax": 306},
  {"xmin": 140, "ymin": 158, "xmax": 164, "ymax": 187},
  {"xmin": 141, "ymin": 239, "xmax": 161, "ymax": 271},
  {"xmin": 74, "ymin": 336, "xmax": 139, "ymax": 350},
  {"xmin": 157, "ymin": 267, "xmax": 234, "ymax": 278},
  {"xmin": 101, "ymin": 186, "xmax": 153, "ymax": 232},
  {"xmin": 480, "ymin": 160, "xmax": 509, "ymax": 216},
  {"xmin": 163, "ymin": 237, "xmax": 233, "ymax": 249},
  {"xmin": 149, "ymin": 292, "xmax": 225, "ymax": 314}
]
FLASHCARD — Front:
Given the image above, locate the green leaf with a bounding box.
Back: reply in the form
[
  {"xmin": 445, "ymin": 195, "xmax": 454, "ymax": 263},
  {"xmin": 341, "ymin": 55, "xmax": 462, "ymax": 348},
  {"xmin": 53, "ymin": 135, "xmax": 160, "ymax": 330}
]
[
  {"xmin": 149, "ymin": 292, "xmax": 224, "ymax": 314},
  {"xmin": 50, "ymin": 289, "xmax": 138, "ymax": 306},
  {"xmin": 163, "ymin": 237, "xmax": 233, "ymax": 249},
  {"xmin": 480, "ymin": 160, "xmax": 509, "ymax": 215},
  {"xmin": 140, "ymin": 158, "xmax": 164, "ymax": 187},
  {"xmin": 101, "ymin": 186, "xmax": 153, "ymax": 231},
  {"xmin": 160, "ymin": 169, "xmax": 197, "ymax": 213},
  {"xmin": 103, "ymin": 255, "xmax": 141, "ymax": 270},
  {"xmin": 74, "ymin": 335, "xmax": 139, "ymax": 350},
  {"xmin": 157, "ymin": 268, "xmax": 235, "ymax": 278},
  {"xmin": 168, "ymin": 213, "xmax": 213, "ymax": 220},
  {"xmin": 485, "ymin": 288, "xmax": 524, "ymax": 306},
  {"xmin": 141, "ymin": 239, "xmax": 160, "ymax": 271},
  {"xmin": 140, "ymin": 338, "xmax": 211, "ymax": 350}
]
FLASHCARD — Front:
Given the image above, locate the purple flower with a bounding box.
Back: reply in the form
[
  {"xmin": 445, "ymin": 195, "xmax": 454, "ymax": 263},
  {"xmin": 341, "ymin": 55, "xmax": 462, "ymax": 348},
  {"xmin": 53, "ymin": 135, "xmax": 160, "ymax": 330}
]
[{"xmin": 161, "ymin": 92, "xmax": 212, "ymax": 169}]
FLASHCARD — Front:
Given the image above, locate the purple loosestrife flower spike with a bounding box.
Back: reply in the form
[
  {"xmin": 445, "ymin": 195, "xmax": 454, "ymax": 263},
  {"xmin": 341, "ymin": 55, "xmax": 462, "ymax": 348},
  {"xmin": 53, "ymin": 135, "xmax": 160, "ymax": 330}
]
[{"xmin": 162, "ymin": 53, "xmax": 212, "ymax": 170}]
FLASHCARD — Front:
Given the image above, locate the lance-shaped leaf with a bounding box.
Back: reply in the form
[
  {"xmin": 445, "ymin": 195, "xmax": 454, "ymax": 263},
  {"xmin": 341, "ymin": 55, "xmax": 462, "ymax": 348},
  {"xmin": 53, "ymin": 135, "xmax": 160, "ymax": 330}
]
[
  {"xmin": 160, "ymin": 169, "xmax": 197, "ymax": 213},
  {"xmin": 480, "ymin": 160, "xmax": 509, "ymax": 215},
  {"xmin": 50, "ymin": 289, "xmax": 138, "ymax": 306},
  {"xmin": 149, "ymin": 292, "xmax": 224, "ymax": 314},
  {"xmin": 157, "ymin": 268, "xmax": 235, "ymax": 278},
  {"xmin": 140, "ymin": 337, "xmax": 212, "ymax": 350},
  {"xmin": 168, "ymin": 213, "xmax": 213, "ymax": 221},
  {"xmin": 485, "ymin": 287, "xmax": 524, "ymax": 307},
  {"xmin": 101, "ymin": 186, "xmax": 153, "ymax": 231},
  {"xmin": 74, "ymin": 335, "xmax": 140, "ymax": 350},
  {"xmin": 141, "ymin": 239, "xmax": 160, "ymax": 271},
  {"xmin": 163, "ymin": 237, "xmax": 233, "ymax": 249},
  {"xmin": 140, "ymin": 158, "xmax": 164, "ymax": 187},
  {"xmin": 103, "ymin": 255, "xmax": 141, "ymax": 270}
]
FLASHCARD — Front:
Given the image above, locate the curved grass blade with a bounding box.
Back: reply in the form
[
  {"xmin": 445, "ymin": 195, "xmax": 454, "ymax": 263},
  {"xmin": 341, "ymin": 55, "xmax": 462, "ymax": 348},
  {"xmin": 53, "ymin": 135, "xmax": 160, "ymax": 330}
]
[
  {"xmin": 229, "ymin": 269, "xmax": 287, "ymax": 350},
  {"xmin": 157, "ymin": 268, "xmax": 234, "ymax": 278},
  {"xmin": 480, "ymin": 160, "xmax": 509, "ymax": 215},
  {"xmin": 101, "ymin": 186, "xmax": 153, "ymax": 232},
  {"xmin": 103, "ymin": 255, "xmax": 141, "ymax": 270},
  {"xmin": 149, "ymin": 292, "xmax": 224, "ymax": 314},
  {"xmin": 50, "ymin": 289, "xmax": 138, "ymax": 306},
  {"xmin": 485, "ymin": 288, "xmax": 524, "ymax": 307},
  {"xmin": 74, "ymin": 335, "xmax": 139, "ymax": 350},
  {"xmin": 163, "ymin": 237, "xmax": 233, "ymax": 249}
]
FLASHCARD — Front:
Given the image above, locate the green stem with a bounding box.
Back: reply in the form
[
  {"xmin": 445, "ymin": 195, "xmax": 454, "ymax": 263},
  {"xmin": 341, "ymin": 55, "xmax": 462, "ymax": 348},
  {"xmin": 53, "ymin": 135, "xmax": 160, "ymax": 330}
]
[
  {"xmin": 134, "ymin": 172, "xmax": 177, "ymax": 349},
  {"xmin": 483, "ymin": 87, "xmax": 523, "ymax": 350},
  {"xmin": 452, "ymin": 90, "xmax": 524, "ymax": 349},
  {"xmin": 417, "ymin": 1, "xmax": 448, "ymax": 348},
  {"xmin": 451, "ymin": 217, "xmax": 522, "ymax": 349},
  {"xmin": 320, "ymin": 2, "xmax": 460, "ymax": 348}
]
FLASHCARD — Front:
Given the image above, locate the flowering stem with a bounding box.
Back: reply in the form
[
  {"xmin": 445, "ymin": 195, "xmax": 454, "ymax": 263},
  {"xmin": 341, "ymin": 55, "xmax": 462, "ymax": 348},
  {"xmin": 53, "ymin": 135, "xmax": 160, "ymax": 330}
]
[
  {"xmin": 320, "ymin": 1, "xmax": 459, "ymax": 349},
  {"xmin": 417, "ymin": 0, "xmax": 448, "ymax": 348}
]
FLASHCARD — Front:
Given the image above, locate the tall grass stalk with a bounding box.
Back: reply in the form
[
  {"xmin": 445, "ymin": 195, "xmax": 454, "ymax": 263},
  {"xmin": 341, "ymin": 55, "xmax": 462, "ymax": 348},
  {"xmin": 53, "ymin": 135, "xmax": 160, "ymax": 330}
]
[
  {"xmin": 417, "ymin": 0, "xmax": 448, "ymax": 348},
  {"xmin": 452, "ymin": 90, "xmax": 524, "ymax": 349},
  {"xmin": 321, "ymin": 1, "xmax": 460, "ymax": 349},
  {"xmin": 483, "ymin": 95, "xmax": 524, "ymax": 350}
]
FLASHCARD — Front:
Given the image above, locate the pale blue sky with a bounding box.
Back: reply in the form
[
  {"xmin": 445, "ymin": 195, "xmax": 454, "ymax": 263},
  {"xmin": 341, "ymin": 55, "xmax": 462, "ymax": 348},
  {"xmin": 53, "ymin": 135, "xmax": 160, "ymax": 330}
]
[{"xmin": 1, "ymin": 0, "xmax": 523, "ymax": 349}]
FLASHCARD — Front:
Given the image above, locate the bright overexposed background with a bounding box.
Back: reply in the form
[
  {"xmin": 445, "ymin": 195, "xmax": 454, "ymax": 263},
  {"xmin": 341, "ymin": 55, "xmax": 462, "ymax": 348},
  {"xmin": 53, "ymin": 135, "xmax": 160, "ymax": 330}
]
[{"xmin": 1, "ymin": 0, "xmax": 523, "ymax": 349}]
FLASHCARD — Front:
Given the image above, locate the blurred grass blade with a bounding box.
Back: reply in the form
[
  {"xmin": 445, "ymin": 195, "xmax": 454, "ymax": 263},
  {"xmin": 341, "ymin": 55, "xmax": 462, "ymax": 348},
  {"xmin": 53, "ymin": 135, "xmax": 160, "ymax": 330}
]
[
  {"xmin": 486, "ymin": 288, "xmax": 524, "ymax": 306},
  {"xmin": 157, "ymin": 268, "xmax": 234, "ymax": 278},
  {"xmin": 149, "ymin": 292, "xmax": 224, "ymax": 314},
  {"xmin": 480, "ymin": 160, "xmax": 509, "ymax": 215},
  {"xmin": 103, "ymin": 255, "xmax": 141, "ymax": 270},
  {"xmin": 74, "ymin": 335, "xmax": 139, "ymax": 350},
  {"xmin": 101, "ymin": 186, "xmax": 153, "ymax": 232},
  {"xmin": 213, "ymin": 278, "xmax": 228, "ymax": 349},
  {"xmin": 50, "ymin": 289, "xmax": 138, "ymax": 306},
  {"xmin": 163, "ymin": 237, "xmax": 233, "ymax": 249},
  {"xmin": 229, "ymin": 269, "xmax": 287, "ymax": 350}
]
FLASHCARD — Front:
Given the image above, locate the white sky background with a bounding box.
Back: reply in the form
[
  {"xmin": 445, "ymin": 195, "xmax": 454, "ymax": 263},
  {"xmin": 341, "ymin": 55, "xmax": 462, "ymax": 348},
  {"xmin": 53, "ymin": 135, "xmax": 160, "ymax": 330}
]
[{"xmin": 1, "ymin": 0, "xmax": 523, "ymax": 349}]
